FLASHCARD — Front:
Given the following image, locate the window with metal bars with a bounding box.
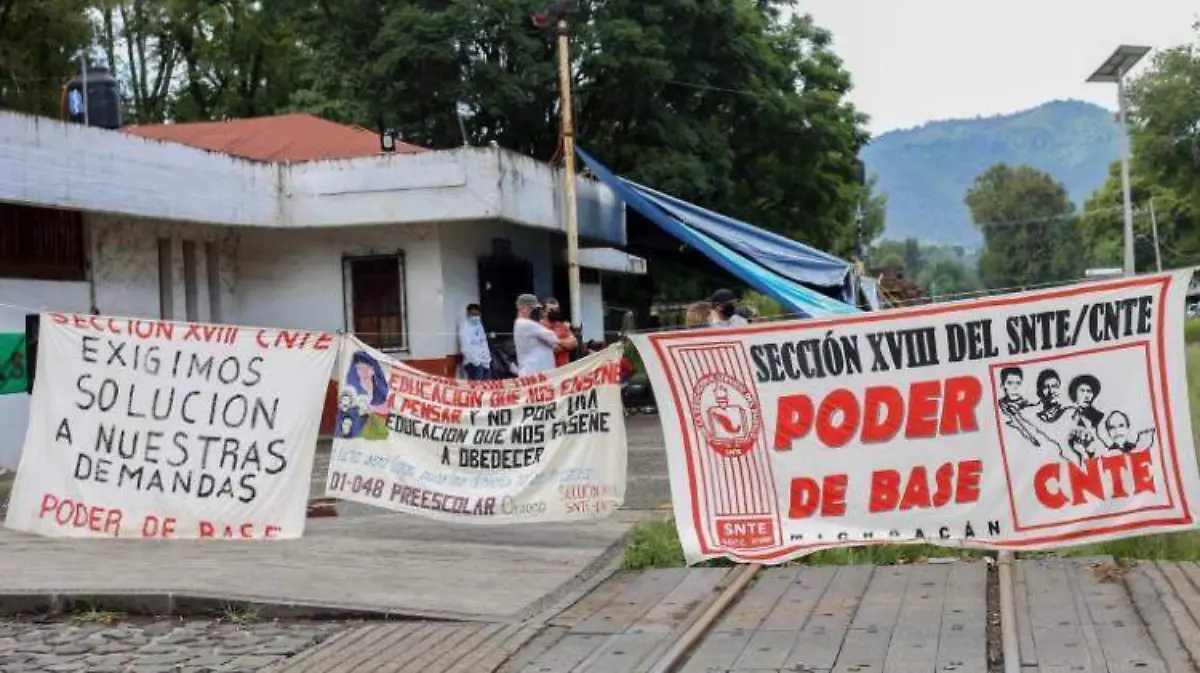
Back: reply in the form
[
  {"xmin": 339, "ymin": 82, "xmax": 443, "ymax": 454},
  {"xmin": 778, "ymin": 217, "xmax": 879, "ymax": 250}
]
[
  {"xmin": 342, "ymin": 253, "xmax": 407, "ymax": 352},
  {"xmin": 0, "ymin": 203, "xmax": 87, "ymax": 281}
]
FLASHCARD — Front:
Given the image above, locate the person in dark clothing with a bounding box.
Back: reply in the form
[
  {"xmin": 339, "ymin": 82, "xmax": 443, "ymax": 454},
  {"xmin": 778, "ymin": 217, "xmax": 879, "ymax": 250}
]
[{"xmin": 1068, "ymin": 374, "xmax": 1104, "ymax": 430}]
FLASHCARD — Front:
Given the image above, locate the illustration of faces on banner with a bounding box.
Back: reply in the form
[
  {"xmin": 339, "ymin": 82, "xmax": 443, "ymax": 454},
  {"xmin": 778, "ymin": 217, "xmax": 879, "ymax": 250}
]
[
  {"xmin": 335, "ymin": 350, "xmax": 390, "ymax": 441},
  {"xmin": 993, "ymin": 351, "xmax": 1157, "ymax": 466}
]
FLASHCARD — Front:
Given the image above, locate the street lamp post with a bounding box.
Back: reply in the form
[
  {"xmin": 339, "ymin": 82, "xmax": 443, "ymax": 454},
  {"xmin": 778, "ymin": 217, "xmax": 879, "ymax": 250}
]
[
  {"xmin": 1087, "ymin": 45, "xmax": 1151, "ymax": 277},
  {"xmin": 533, "ymin": 1, "xmax": 583, "ymax": 327}
]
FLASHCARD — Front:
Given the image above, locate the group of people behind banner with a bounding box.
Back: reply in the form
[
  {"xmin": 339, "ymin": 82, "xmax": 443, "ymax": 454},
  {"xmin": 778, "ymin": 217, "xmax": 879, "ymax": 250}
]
[
  {"xmin": 456, "ymin": 287, "xmax": 756, "ymax": 382},
  {"xmin": 457, "ymin": 294, "xmax": 619, "ymax": 381},
  {"xmin": 685, "ymin": 288, "xmax": 759, "ymax": 329}
]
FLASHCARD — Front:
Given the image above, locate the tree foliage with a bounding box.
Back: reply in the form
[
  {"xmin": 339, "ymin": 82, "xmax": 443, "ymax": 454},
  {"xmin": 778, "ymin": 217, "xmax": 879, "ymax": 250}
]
[
  {"xmin": 1079, "ymin": 30, "xmax": 1200, "ymax": 271},
  {"xmin": 966, "ymin": 164, "xmax": 1083, "ymax": 289},
  {"xmin": 1, "ymin": 0, "xmax": 871, "ymax": 300},
  {"xmin": 0, "ymin": 0, "xmax": 90, "ymax": 118},
  {"xmin": 869, "ymin": 238, "xmax": 978, "ymax": 297}
]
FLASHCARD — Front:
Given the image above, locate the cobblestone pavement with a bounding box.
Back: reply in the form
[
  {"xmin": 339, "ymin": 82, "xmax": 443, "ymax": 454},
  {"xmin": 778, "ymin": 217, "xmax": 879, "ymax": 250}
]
[{"xmin": 0, "ymin": 617, "xmax": 349, "ymax": 672}]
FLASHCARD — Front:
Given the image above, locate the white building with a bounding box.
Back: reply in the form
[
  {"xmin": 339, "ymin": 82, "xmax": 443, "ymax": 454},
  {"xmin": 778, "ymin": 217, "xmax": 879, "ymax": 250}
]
[{"xmin": 0, "ymin": 111, "xmax": 640, "ymax": 468}]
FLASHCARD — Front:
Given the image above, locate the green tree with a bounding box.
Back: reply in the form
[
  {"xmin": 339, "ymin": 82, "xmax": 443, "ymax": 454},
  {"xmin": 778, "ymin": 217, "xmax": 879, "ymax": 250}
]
[
  {"xmin": 0, "ymin": 0, "xmax": 91, "ymax": 117},
  {"xmin": 917, "ymin": 258, "xmax": 977, "ymax": 297},
  {"xmin": 1079, "ymin": 30, "xmax": 1200, "ymax": 271},
  {"xmin": 965, "ymin": 164, "xmax": 1083, "ymax": 288},
  {"xmin": 90, "ymin": 0, "xmax": 304, "ymax": 123},
  {"xmin": 284, "ymin": 0, "xmax": 869, "ymax": 250}
]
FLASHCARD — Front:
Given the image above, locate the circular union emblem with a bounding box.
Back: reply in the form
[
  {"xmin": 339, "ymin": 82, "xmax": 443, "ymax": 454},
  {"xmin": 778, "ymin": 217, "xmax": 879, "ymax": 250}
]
[{"xmin": 688, "ymin": 372, "xmax": 762, "ymax": 458}]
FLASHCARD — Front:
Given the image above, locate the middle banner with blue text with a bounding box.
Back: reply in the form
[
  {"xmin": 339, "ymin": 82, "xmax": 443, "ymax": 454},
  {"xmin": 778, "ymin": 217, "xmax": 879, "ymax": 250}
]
[{"xmin": 325, "ymin": 336, "xmax": 627, "ymax": 523}]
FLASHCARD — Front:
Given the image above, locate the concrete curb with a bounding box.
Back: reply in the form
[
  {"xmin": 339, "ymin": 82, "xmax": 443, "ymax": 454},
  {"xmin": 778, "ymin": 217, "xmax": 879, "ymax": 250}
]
[
  {"xmin": 0, "ymin": 590, "xmax": 510, "ymax": 622},
  {"xmin": 520, "ymin": 531, "xmax": 630, "ymax": 626}
]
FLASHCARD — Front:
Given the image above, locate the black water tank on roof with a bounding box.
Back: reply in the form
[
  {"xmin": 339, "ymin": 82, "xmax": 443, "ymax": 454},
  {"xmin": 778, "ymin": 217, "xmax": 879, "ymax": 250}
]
[{"xmin": 63, "ymin": 66, "xmax": 122, "ymax": 129}]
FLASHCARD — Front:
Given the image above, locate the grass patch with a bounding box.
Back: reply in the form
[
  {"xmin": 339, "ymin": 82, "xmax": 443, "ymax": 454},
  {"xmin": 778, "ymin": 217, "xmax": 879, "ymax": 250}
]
[
  {"xmin": 622, "ymin": 519, "xmax": 688, "ymax": 570},
  {"xmin": 620, "ymin": 519, "xmax": 986, "ymax": 569},
  {"xmin": 71, "ymin": 606, "xmax": 123, "ymax": 625},
  {"xmin": 217, "ymin": 603, "xmax": 261, "ymax": 624}
]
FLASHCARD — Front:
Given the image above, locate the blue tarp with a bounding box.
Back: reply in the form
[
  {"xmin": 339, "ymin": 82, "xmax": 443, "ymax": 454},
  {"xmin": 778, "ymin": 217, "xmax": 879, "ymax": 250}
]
[{"xmin": 576, "ymin": 148, "xmax": 860, "ymax": 318}]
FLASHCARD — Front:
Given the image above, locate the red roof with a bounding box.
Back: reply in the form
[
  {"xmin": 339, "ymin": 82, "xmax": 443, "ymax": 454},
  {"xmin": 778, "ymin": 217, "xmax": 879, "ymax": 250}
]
[{"xmin": 123, "ymin": 113, "xmax": 427, "ymax": 163}]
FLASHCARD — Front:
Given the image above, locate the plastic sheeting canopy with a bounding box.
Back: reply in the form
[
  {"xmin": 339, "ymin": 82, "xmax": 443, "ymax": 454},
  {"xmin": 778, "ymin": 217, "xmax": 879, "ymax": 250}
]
[{"xmin": 576, "ymin": 148, "xmax": 860, "ymax": 318}]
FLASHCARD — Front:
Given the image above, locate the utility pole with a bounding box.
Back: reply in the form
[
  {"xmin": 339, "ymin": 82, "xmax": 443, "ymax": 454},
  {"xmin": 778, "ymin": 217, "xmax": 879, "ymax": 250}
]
[
  {"xmin": 1149, "ymin": 197, "xmax": 1163, "ymax": 272},
  {"xmin": 533, "ymin": 1, "xmax": 582, "ymax": 327},
  {"xmin": 1087, "ymin": 45, "xmax": 1150, "ymax": 277},
  {"xmin": 556, "ymin": 18, "xmax": 583, "ymax": 328},
  {"xmin": 1117, "ymin": 74, "xmax": 1135, "ymax": 275}
]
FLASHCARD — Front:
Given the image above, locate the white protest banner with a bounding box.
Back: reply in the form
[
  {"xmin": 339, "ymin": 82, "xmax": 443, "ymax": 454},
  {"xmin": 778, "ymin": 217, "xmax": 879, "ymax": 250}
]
[
  {"xmin": 631, "ymin": 271, "xmax": 1200, "ymax": 565},
  {"xmin": 326, "ymin": 335, "xmax": 626, "ymax": 522},
  {"xmin": 5, "ymin": 314, "xmax": 337, "ymax": 540}
]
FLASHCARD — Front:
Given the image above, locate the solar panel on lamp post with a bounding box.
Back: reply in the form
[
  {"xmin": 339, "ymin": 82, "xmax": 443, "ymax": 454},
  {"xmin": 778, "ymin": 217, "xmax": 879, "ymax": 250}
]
[{"xmin": 1087, "ymin": 45, "xmax": 1151, "ymax": 277}]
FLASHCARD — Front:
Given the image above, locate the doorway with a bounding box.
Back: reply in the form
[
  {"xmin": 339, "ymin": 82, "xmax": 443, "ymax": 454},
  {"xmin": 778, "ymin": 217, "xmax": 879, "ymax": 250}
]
[{"xmin": 477, "ymin": 238, "xmax": 534, "ymax": 336}]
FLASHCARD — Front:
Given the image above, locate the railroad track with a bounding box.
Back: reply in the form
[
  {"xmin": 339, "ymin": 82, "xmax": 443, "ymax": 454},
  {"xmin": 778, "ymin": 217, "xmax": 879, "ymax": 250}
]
[
  {"xmin": 501, "ymin": 555, "xmax": 1183, "ymax": 673},
  {"xmin": 272, "ymin": 554, "xmax": 1191, "ymax": 673}
]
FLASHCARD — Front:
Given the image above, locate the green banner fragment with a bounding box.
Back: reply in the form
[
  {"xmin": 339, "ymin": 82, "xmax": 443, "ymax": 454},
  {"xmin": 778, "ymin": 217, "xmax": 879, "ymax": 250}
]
[{"xmin": 0, "ymin": 333, "xmax": 27, "ymax": 395}]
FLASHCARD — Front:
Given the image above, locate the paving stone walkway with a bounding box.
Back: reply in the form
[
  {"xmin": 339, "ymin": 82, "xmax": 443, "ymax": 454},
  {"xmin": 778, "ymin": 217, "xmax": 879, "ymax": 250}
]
[{"xmin": 0, "ymin": 617, "xmax": 347, "ymax": 673}]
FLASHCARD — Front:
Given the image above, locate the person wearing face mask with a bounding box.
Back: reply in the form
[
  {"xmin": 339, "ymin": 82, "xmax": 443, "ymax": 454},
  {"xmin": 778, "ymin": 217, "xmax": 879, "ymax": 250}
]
[
  {"xmin": 540, "ymin": 296, "xmax": 578, "ymax": 368},
  {"xmin": 708, "ymin": 289, "xmax": 749, "ymax": 328},
  {"xmin": 458, "ymin": 303, "xmax": 492, "ymax": 380},
  {"xmin": 513, "ymin": 294, "xmax": 573, "ymax": 376}
]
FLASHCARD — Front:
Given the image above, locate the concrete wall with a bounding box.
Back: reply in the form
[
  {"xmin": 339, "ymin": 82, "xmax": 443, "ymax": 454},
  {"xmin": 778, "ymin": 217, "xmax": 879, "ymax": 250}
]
[
  {"xmin": 90, "ymin": 213, "xmax": 239, "ymax": 321},
  {"xmin": 236, "ymin": 223, "xmax": 447, "ymax": 360},
  {"xmin": 0, "ymin": 111, "xmax": 626, "ymax": 245},
  {"xmin": 580, "ymin": 282, "xmax": 605, "ymax": 343},
  {"xmin": 0, "ymin": 112, "xmax": 278, "ymax": 226},
  {"xmin": 283, "ymin": 147, "xmax": 625, "ymax": 244}
]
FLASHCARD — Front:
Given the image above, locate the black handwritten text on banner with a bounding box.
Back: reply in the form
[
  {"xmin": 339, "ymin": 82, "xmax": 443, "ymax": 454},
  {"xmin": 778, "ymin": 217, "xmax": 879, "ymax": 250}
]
[
  {"xmin": 326, "ymin": 336, "xmax": 626, "ymax": 523},
  {"xmin": 4, "ymin": 314, "xmax": 337, "ymax": 540},
  {"xmin": 630, "ymin": 271, "xmax": 1200, "ymax": 565}
]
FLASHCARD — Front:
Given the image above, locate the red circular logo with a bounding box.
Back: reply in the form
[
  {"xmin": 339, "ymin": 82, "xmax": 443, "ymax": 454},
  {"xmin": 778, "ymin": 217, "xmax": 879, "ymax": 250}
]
[{"xmin": 689, "ymin": 372, "xmax": 762, "ymax": 458}]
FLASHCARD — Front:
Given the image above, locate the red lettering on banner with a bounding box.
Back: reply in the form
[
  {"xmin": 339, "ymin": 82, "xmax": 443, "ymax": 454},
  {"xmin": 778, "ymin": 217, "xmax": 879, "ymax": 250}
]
[
  {"xmin": 141, "ymin": 515, "xmax": 177, "ymax": 538},
  {"xmin": 1033, "ymin": 451, "xmax": 1156, "ymax": 510},
  {"xmin": 716, "ymin": 517, "xmax": 775, "ymax": 548},
  {"xmin": 388, "ymin": 370, "xmax": 486, "ymax": 408},
  {"xmin": 868, "ymin": 460, "xmax": 983, "ymax": 513},
  {"xmin": 397, "ymin": 397, "xmax": 463, "ymax": 424},
  {"xmin": 559, "ymin": 363, "xmax": 621, "ymax": 395},
  {"xmin": 198, "ymin": 521, "xmax": 281, "ymax": 539},
  {"xmin": 50, "ymin": 313, "xmax": 177, "ymax": 341},
  {"xmin": 38, "ymin": 493, "xmax": 123, "ymax": 536},
  {"xmin": 774, "ymin": 376, "xmax": 983, "ymax": 450},
  {"xmin": 253, "ymin": 329, "xmax": 333, "ymax": 351},
  {"xmin": 787, "ymin": 474, "xmax": 848, "ymax": 518}
]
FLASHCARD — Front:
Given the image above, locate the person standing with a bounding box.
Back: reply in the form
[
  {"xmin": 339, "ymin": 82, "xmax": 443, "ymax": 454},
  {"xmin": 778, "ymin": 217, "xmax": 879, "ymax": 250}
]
[
  {"xmin": 458, "ymin": 303, "xmax": 492, "ymax": 380},
  {"xmin": 709, "ymin": 289, "xmax": 748, "ymax": 327},
  {"xmin": 540, "ymin": 296, "xmax": 578, "ymax": 367},
  {"xmin": 513, "ymin": 294, "xmax": 572, "ymax": 376},
  {"xmin": 685, "ymin": 301, "xmax": 713, "ymax": 328}
]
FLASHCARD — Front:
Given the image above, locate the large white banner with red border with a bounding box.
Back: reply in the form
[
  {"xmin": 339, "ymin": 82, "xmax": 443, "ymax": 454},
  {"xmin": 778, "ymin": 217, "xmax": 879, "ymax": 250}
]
[{"xmin": 631, "ymin": 271, "xmax": 1200, "ymax": 565}]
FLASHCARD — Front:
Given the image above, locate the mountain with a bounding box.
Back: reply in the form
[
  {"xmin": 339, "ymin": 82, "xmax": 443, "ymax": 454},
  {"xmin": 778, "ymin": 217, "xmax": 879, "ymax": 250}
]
[{"xmin": 861, "ymin": 100, "xmax": 1120, "ymax": 247}]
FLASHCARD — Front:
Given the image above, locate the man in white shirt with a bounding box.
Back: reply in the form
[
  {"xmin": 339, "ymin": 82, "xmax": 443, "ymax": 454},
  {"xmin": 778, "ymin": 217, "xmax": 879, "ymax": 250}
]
[
  {"xmin": 458, "ymin": 303, "xmax": 492, "ymax": 380},
  {"xmin": 709, "ymin": 288, "xmax": 749, "ymax": 327},
  {"xmin": 513, "ymin": 294, "xmax": 571, "ymax": 376}
]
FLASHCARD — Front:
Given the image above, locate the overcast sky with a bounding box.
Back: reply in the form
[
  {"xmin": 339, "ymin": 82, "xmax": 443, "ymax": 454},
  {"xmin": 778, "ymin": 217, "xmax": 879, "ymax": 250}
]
[{"xmin": 801, "ymin": 0, "xmax": 1199, "ymax": 136}]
